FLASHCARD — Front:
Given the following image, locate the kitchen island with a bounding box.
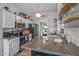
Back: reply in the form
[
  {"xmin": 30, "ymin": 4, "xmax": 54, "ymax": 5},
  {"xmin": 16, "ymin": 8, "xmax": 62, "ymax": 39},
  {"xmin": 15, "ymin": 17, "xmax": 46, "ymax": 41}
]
[{"xmin": 21, "ymin": 35, "xmax": 79, "ymax": 56}]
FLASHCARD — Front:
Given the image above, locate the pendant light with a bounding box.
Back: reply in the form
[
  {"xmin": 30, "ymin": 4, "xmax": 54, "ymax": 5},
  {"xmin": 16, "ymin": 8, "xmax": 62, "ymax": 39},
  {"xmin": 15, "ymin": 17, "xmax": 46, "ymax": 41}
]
[{"xmin": 35, "ymin": 3, "xmax": 41, "ymax": 17}]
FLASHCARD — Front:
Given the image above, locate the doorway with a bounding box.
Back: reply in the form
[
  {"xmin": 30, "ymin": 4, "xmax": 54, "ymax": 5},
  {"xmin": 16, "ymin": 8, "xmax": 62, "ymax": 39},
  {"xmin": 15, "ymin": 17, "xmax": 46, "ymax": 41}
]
[{"xmin": 39, "ymin": 22, "xmax": 48, "ymax": 37}]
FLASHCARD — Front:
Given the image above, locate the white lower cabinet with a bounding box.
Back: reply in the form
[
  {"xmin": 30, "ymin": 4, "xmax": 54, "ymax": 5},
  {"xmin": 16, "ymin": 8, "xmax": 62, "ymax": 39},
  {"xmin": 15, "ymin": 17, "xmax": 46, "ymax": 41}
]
[
  {"xmin": 3, "ymin": 37, "xmax": 20, "ymax": 56},
  {"xmin": 0, "ymin": 38, "xmax": 3, "ymax": 56},
  {"xmin": 0, "ymin": 29, "xmax": 3, "ymax": 56}
]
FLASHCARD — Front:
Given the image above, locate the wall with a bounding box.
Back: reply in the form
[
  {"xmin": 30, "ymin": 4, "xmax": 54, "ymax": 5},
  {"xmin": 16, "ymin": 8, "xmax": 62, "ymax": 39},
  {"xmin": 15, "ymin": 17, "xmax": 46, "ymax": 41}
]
[
  {"xmin": 64, "ymin": 20, "xmax": 79, "ymax": 47},
  {"xmin": 31, "ymin": 11, "xmax": 57, "ymax": 36},
  {"xmin": 64, "ymin": 27, "xmax": 79, "ymax": 47}
]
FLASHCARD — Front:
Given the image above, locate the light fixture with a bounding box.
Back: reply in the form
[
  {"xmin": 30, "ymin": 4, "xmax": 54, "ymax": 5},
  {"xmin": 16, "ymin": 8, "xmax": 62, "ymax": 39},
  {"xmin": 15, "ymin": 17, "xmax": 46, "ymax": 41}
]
[
  {"xmin": 35, "ymin": 13, "xmax": 41, "ymax": 17},
  {"xmin": 35, "ymin": 3, "xmax": 41, "ymax": 17}
]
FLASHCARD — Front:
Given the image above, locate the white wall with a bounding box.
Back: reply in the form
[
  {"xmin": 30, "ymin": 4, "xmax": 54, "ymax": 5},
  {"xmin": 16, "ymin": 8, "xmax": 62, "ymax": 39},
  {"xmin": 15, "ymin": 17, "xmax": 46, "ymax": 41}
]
[
  {"xmin": 64, "ymin": 20, "xmax": 79, "ymax": 47},
  {"xmin": 64, "ymin": 27, "xmax": 79, "ymax": 47},
  {"xmin": 31, "ymin": 11, "xmax": 57, "ymax": 35}
]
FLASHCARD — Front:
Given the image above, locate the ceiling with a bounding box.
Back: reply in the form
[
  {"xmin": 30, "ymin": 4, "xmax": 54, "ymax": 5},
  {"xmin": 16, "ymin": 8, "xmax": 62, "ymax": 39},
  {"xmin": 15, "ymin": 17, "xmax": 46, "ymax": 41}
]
[
  {"xmin": 0, "ymin": 3, "xmax": 57, "ymax": 14},
  {"xmin": 0, "ymin": 3, "xmax": 57, "ymax": 20},
  {"xmin": 13, "ymin": 3, "xmax": 57, "ymax": 14}
]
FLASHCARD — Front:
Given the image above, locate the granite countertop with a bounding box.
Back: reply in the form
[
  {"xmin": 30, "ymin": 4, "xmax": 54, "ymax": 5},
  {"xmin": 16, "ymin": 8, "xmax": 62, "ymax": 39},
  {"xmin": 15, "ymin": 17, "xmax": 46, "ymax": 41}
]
[
  {"xmin": 3, "ymin": 36, "xmax": 19, "ymax": 40},
  {"xmin": 21, "ymin": 35, "xmax": 79, "ymax": 56}
]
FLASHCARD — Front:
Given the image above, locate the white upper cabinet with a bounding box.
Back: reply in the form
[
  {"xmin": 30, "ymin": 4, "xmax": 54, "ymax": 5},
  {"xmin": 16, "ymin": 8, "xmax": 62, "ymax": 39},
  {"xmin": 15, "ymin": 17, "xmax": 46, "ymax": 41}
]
[
  {"xmin": 0, "ymin": 39, "xmax": 3, "ymax": 56},
  {"xmin": 0, "ymin": 10, "xmax": 3, "ymax": 28},
  {"xmin": 2, "ymin": 11, "xmax": 15, "ymax": 28}
]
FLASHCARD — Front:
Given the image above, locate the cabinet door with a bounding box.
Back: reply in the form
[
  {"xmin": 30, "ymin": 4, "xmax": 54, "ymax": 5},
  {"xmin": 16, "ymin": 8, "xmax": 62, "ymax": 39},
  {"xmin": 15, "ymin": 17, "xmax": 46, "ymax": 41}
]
[
  {"xmin": 3, "ymin": 39, "xmax": 9, "ymax": 56},
  {"xmin": 2, "ymin": 11, "xmax": 15, "ymax": 28},
  {"xmin": 9, "ymin": 38, "xmax": 20, "ymax": 56},
  {"xmin": 0, "ymin": 10, "xmax": 2, "ymax": 28},
  {"xmin": 0, "ymin": 38, "xmax": 3, "ymax": 56}
]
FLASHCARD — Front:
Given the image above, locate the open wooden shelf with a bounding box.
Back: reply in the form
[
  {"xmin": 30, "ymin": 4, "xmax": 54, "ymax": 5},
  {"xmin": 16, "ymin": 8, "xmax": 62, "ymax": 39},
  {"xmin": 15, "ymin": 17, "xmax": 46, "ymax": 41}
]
[
  {"xmin": 64, "ymin": 12, "xmax": 79, "ymax": 23},
  {"xmin": 59, "ymin": 3, "xmax": 76, "ymax": 16}
]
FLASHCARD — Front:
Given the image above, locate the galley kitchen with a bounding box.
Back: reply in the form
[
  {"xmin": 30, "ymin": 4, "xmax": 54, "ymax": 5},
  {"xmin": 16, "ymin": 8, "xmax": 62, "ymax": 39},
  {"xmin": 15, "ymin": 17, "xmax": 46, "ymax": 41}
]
[{"xmin": 0, "ymin": 3, "xmax": 79, "ymax": 56}]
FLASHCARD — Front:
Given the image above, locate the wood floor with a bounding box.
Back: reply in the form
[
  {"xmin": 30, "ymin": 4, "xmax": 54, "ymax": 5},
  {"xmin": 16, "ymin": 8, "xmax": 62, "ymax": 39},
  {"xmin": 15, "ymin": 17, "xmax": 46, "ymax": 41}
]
[{"xmin": 15, "ymin": 49, "xmax": 31, "ymax": 56}]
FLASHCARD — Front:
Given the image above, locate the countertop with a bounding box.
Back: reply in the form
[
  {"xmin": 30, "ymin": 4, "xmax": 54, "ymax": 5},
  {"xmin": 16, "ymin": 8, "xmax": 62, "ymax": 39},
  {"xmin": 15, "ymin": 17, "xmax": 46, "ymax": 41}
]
[
  {"xmin": 21, "ymin": 35, "xmax": 79, "ymax": 56},
  {"xmin": 3, "ymin": 36, "xmax": 19, "ymax": 40}
]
